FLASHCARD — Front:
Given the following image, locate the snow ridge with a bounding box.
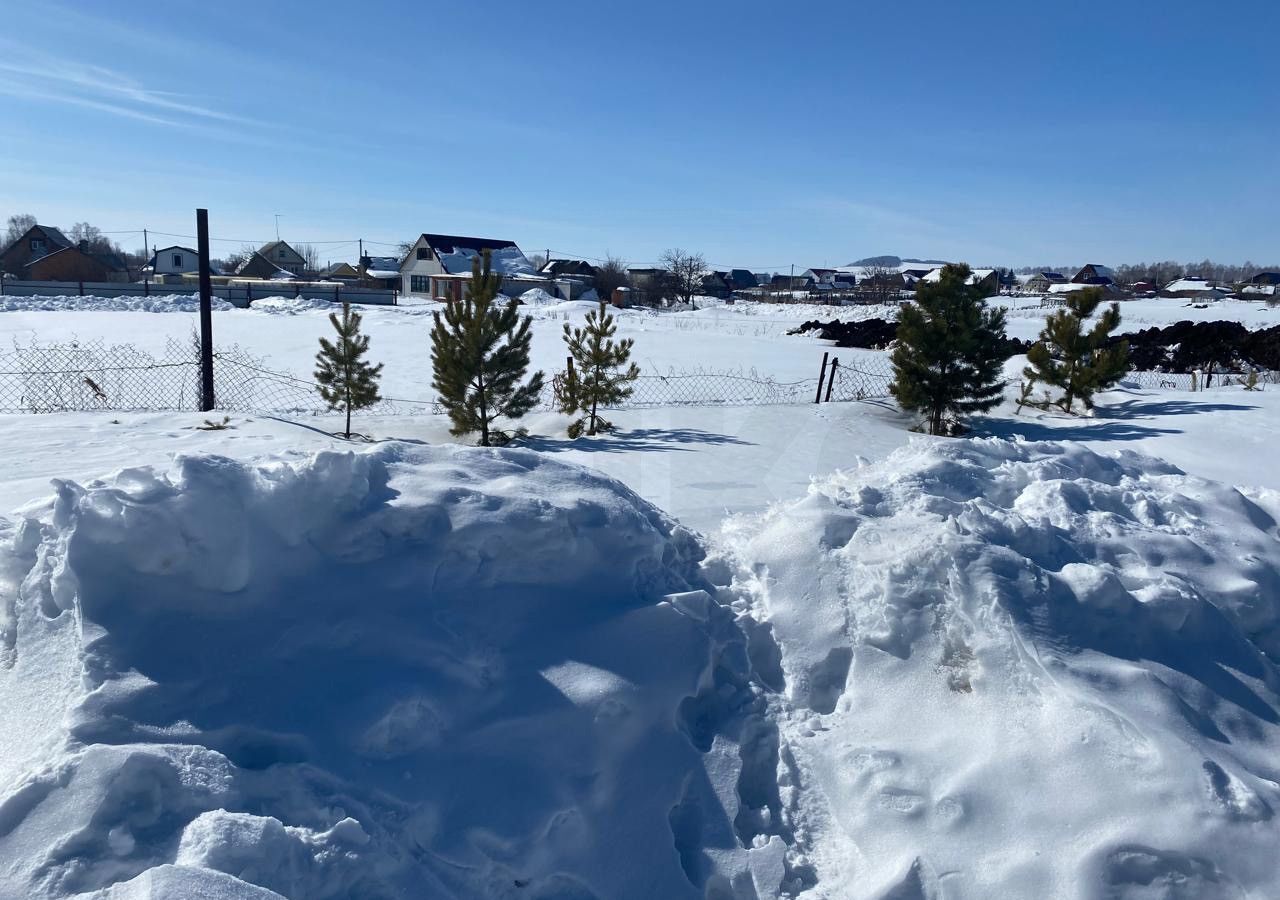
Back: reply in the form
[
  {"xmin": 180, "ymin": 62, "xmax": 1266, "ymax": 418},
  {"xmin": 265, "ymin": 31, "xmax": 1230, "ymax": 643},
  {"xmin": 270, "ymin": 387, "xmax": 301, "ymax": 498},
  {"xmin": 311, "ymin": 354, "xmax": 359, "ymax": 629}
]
[
  {"xmin": 0, "ymin": 445, "xmax": 785, "ymax": 899},
  {"xmin": 722, "ymin": 438, "xmax": 1280, "ymax": 898}
]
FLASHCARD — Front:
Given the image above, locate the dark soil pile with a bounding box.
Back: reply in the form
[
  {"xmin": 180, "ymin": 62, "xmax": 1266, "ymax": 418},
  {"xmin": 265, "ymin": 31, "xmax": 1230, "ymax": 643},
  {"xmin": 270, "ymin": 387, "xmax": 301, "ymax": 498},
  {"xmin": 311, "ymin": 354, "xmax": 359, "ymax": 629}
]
[
  {"xmin": 790, "ymin": 318, "xmax": 1031, "ymax": 357},
  {"xmin": 1119, "ymin": 321, "xmax": 1280, "ymax": 372},
  {"xmin": 793, "ymin": 317, "xmax": 1280, "ymax": 372}
]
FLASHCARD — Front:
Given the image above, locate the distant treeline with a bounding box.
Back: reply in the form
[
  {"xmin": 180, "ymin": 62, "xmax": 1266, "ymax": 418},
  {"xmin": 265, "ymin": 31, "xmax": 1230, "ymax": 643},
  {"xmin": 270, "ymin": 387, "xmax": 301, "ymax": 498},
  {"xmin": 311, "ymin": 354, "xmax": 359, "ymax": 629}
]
[{"xmin": 1014, "ymin": 261, "xmax": 1279, "ymax": 284}]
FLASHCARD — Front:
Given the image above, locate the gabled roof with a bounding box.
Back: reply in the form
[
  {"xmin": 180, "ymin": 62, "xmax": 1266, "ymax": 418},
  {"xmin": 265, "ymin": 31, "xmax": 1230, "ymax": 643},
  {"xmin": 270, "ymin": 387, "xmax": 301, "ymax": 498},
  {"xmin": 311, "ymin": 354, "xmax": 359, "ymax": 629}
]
[
  {"xmin": 417, "ymin": 233, "xmax": 535, "ymax": 277},
  {"xmin": 541, "ymin": 258, "xmax": 597, "ymax": 278},
  {"xmin": 257, "ymin": 240, "xmax": 304, "ymax": 260},
  {"xmin": 23, "ymin": 244, "xmax": 128, "ymax": 273},
  {"xmin": 2, "ymin": 223, "xmax": 72, "ymax": 258}
]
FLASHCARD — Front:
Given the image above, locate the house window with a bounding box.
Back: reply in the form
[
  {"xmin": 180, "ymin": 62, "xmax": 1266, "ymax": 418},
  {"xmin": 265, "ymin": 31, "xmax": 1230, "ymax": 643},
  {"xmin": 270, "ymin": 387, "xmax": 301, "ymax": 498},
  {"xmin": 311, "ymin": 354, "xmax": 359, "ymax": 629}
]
[
  {"xmin": 410, "ymin": 275, "xmax": 430, "ymax": 293},
  {"xmin": 278, "ymin": 249, "xmax": 287, "ymax": 259},
  {"xmin": 30, "ymin": 238, "xmax": 44, "ymax": 251},
  {"xmin": 172, "ymin": 253, "xmax": 183, "ymax": 268},
  {"xmin": 416, "ymin": 247, "xmax": 430, "ymax": 260}
]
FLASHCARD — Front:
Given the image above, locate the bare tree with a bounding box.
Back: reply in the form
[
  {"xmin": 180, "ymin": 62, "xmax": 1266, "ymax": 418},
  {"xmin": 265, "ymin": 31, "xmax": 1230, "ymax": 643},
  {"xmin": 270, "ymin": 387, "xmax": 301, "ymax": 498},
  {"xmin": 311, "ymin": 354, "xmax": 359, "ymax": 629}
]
[
  {"xmin": 295, "ymin": 242, "xmax": 321, "ymax": 273},
  {"xmin": 659, "ymin": 248, "xmax": 707, "ymax": 309},
  {"xmin": 223, "ymin": 244, "xmax": 257, "ymax": 273},
  {"xmin": 67, "ymin": 222, "xmax": 122, "ymax": 255},
  {"xmin": 859, "ymin": 263, "xmax": 902, "ymax": 305},
  {"xmin": 527, "ymin": 251, "xmax": 548, "ymax": 270},
  {"xmin": 4, "ymin": 213, "xmax": 36, "ymax": 247},
  {"xmin": 591, "ymin": 255, "xmax": 630, "ymax": 304}
]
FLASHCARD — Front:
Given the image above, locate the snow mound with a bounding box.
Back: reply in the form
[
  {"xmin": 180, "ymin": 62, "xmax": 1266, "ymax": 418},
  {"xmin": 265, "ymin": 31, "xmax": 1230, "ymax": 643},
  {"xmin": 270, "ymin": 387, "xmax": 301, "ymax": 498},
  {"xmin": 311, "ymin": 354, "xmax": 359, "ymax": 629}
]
[
  {"xmin": 0, "ymin": 445, "xmax": 783, "ymax": 899},
  {"xmin": 516, "ymin": 288, "xmax": 559, "ymax": 306},
  {"xmin": 246, "ymin": 296, "xmax": 339, "ymax": 314},
  {"xmin": 723, "ymin": 438, "xmax": 1280, "ymax": 898},
  {"xmin": 0, "ymin": 294, "xmax": 234, "ymax": 313}
]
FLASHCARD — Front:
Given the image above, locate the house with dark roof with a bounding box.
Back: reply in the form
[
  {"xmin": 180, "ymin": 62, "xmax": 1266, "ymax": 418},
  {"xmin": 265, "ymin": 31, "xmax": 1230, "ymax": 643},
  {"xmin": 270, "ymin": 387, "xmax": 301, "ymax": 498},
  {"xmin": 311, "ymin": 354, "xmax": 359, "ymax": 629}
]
[
  {"xmin": 360, "ymin": 256, "xmax": 403, "ymax": 290},
  {"xmin": 726, "ymin": 269, "xmax": 758, "ymax": 291},
  {"xmin": 320, "ymin": 261, "xmax": 361, "ymax": 281},
  {"xmin": 256, "ymin": 240, "xmax": 307, "ymax": 275},
  {"xmin": 1249, "ymin": 271, "xmax": 1280, "ymax": 286},
  {"xmin": 1, "ymin": 223, "xmax": 73, "ymax": 276},
  {"xmin": 399, "ymin": 232, "xmax": 542, "ymax": 300},
  {"xmin": 235, "ymin": 252, "xmax": 297, "ymax": 280},
  {"xmin": 148, "ymin": 245, "xmax": 200, "ymax": 276},
  {"xmin": 24, "ymin": 241, "xmax": 131, "ymax": 282},
  {"xmin": 1071, "ymin": 264, "xmax": 1116, "ymax": 286},
  {"xmin": 700, "ymin": 271, "xmax": 731, "ymax": 299},
  {"xmin": 1022, "ymin": 271, "xmax": 1068, "ymax": 293},
  {"xmin": 540, "ymin": 258, "xmax": 598, "ymax": 280}
]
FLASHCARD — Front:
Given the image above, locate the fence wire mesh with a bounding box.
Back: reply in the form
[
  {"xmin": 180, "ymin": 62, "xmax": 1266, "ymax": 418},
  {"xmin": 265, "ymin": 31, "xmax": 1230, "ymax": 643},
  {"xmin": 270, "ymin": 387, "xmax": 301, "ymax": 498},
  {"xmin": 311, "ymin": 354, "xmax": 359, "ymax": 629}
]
[{"xmin": 0, "ymin": 337, "xmax": 1269, "ymax": 417}]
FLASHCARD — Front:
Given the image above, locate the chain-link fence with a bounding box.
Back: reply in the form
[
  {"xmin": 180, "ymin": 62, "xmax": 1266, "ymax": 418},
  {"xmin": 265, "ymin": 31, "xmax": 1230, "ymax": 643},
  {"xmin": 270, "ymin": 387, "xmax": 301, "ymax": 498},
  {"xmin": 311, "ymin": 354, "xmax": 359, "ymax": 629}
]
[{"xmin": 0, "ymin": 337, "xmax": 1270, "ymax": 417}]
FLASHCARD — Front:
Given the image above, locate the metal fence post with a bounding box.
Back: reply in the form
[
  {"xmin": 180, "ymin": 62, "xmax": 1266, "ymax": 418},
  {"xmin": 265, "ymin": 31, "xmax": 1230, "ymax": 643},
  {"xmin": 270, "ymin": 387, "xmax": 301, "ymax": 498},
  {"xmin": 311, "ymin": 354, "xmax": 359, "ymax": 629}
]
[
  {"xmin": 196, "ymin": 208, "xmax": 215, "ymax": 411},
  {"xmin": 815, "ymin": 352, "xmax": 829, "ymax": 403},
  {"xmin": 825, "ymin": 358, "xmax": 839, "ymax": 402}
]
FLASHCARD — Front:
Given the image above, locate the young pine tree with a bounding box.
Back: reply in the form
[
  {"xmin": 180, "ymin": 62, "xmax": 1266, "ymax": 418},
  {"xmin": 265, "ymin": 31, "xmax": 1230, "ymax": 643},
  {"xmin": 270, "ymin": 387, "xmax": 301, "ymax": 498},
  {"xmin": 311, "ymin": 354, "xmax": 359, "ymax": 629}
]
[
  {"xmin": 559, "ymin": 300, "xmax": 640, "ymax": 437},
  {"xmin": 314, "ymin": 302, "xmax": 383, "ymax": 438},
  {"xmin": 430, "ymin": 249, "xmax": 545, "ymax": 446},
  {"xmin": 889, "ymin": 263, "xmax": 1010, "ymax": 435},
  {"xmin": 1023, "ymin": 288, "xmax": 1129, "ymax": 413}
]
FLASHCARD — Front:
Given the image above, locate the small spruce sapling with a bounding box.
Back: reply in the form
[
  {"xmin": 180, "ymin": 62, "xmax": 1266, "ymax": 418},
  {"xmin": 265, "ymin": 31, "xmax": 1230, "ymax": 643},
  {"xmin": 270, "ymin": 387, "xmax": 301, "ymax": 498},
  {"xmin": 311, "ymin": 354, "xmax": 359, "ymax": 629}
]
[
  {"xmin": 315, "ymin": 302, "xmax": 383, "ymax": 438},
  {"xmin": 430, "ymin": 249, "xmax": 544, "ymax": 446},
  {"xmin": 889, "ymin": 263, "xmax": 1011, "ymax": 435},
  {"xmin": 1023, "ymin": 288, "xmax": 1129, "ymax": 413},
  {"xmin": 559, "ymin": 301, "xmax": 640, "ymax": 437}
]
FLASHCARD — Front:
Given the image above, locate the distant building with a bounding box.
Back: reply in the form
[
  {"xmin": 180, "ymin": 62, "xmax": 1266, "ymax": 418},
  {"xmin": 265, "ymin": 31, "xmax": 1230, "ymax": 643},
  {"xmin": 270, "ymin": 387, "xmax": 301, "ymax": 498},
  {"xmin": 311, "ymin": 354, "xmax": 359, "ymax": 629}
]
[
  {"xmin": 540, "ymin": 258, "xmax": 598, "ymax": 280},
  {"xmin": 24, "ymin": 241, "xmax": 130, "ymax": 282},
  {"xmin": 1022, "ymin": 271, "xmax": 1068, "ymax": 293},
  {"xmin": 149, "ymin": 245, "xmax": 200, "ymax": 276},
  {"xmin": 1248, "ymin": 271, "xmax": 1280, "ymax": 286},
  {"xmin": 725, "ymin": 269, "xmax": 758, "ymax": 291},
  {"xmin": 255, "ymin": 241, "xmax": 308, "ymax": 276},
  {"xmin": 1071, "ymin": 264, "xmax": 1117, "ymax": 286},
  {"xmin": 359, "ymin": 256, "xmax": 403, "ymax": 290},
  {"xmin": 921, "ymin": 267, "xmax": 1000, "ymax": 297},
  {"xmin": 320, "ymin": 262, "xmax": 361, "ymax": 281},
  {"xmin": 236, "ymin": 252, "xmax": 296, "ymax": 280},
  {"xmin": 0, "ymin": 223, "xmax": 73, "ymax": 276},
  {"xmin": 1161, "ymin": 277, "xmax": 1228, "ymax": 299},
  {"xmin": 399, "ymin": 232, "xmax": 543, "ymax": 300},
  {"xmin": 700, "ymin": 271, "xmax": 731, "ymax": 299}
]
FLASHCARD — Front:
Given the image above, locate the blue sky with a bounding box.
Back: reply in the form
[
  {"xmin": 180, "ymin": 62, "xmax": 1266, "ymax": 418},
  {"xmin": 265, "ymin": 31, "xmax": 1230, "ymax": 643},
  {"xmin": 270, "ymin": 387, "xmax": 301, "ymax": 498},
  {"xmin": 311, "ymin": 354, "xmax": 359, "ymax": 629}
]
[{"xmin": 2, "ymin": 0, "xmax": 1276, "ymax": 270}]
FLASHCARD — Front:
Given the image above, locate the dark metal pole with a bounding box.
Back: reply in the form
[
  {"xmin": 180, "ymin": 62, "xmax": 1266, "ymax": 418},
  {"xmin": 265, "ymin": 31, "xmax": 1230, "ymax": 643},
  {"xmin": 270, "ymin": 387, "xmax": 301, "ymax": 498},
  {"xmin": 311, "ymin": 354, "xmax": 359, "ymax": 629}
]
[
  {"xmin": 825, "ymin": 358, "xmax": 839, "ymax": 402},
  {"xmin": 815, "ymin": 352, "xmax": 829, "ymax": 403},
  {"xmin": 196, "ymin": 208, "xmax": 215, "ymax": 411}
]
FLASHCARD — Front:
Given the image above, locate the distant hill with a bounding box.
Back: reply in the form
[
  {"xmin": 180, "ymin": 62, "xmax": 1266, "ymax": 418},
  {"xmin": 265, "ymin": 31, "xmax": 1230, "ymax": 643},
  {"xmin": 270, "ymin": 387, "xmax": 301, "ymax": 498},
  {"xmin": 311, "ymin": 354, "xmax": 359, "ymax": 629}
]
[{"xmin": 848, "ymin": 255, "xmax": 950, "ymax": 268}]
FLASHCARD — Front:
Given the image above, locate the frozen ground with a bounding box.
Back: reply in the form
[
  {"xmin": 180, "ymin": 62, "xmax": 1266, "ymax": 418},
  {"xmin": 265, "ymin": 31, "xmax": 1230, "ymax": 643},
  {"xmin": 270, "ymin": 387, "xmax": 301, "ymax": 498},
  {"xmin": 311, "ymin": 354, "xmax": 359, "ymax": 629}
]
[{"xmin": 1, "ymin": 292, "xmax": 1278, "ymax": 898}]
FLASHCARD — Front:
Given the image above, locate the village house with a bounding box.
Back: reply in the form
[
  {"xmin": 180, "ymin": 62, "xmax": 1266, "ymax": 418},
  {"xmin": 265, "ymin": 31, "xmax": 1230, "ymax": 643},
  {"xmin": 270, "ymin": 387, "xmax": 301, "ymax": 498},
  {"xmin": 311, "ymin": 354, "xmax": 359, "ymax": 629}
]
[
  {"xmin": 0, "ymin": 223, "xmax": 73, "ymax": 276},
  {"xmin": 726, "ymin": 269, "xmax": 758, "ymax": 291},
  {"xmin": 700, "ymin": 271, "xmax": 731, "ymax": 299},
  {"xmin": 235, "ymin": 252, "xmax": 296, "ymax": 280},
  {"xmin": 24, "ymin": 242, "xmax": 131, "ymax": 282},
  {"xmin": 359, "ymin": 256, "xmax": 403, "ymax": 290},
  {"xmin": 148, "ymin": 245, "xmax": 200, "ymax": 277},
  {"xmin": 1022, "ymin": 271, "xmax": 1068, "ymax": 293},
  {"xmin": 1071, "ymin": 264, "xmax": 1117, "ymax": 286},
  {"xmin": 399, "ymin": 233, "xmax": 543, "ymax": 301},
  {"xmin": 540, "ymin": 258, "xmax": 598, "ymax": 280},
  {"xmin": 255, "ymin": 240, "xmax": 308, "ymax": 276},
  {"xmin": 921, "ymin": 266, "xmax": 1000, "ymax": 297},
  {"xmin": 319, "ymin": 262, "xmax": 361, "ymax": 281},
  {"xmin": 1161, "ymin": 277, "xmax": 1229, "ymax": 300}
]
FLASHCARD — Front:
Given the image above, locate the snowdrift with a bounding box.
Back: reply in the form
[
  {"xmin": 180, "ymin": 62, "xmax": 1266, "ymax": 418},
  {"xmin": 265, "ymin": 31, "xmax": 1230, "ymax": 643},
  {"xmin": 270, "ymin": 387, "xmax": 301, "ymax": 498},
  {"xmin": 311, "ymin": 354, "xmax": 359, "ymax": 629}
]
[
  {"xmin": 0, "ymin": 294, "xmax": 234, "ymax": 314},
  {"xmin": 723, "ymin": 439, "xmax": 1280, "ymax": 898},
  {"xmin": 0, "ymin": 446, "xmax": 785, "ymax": 899}
]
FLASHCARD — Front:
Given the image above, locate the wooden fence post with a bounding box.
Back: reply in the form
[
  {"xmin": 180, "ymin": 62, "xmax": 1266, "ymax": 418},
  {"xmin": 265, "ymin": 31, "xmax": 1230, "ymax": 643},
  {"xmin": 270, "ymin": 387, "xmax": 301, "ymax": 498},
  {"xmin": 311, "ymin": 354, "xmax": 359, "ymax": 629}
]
[
  {"xmin": 78, "ymin": 281, "xmax": 84, "ymax": 297},
  {"xmin": 825, "ymin": 358, "xmax": 839, "ymax": 402},
  {"xmin": 815, "ymin": 352, "xmax": 829, "ymax": 403}
]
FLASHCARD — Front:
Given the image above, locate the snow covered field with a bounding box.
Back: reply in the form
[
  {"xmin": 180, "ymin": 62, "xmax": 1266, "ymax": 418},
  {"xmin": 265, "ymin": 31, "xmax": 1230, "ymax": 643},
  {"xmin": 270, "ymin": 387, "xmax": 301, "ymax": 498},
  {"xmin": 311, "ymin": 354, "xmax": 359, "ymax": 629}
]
[{"xmin": 1, "ymin": 292, "xmax": 1279, "ymax": 898}]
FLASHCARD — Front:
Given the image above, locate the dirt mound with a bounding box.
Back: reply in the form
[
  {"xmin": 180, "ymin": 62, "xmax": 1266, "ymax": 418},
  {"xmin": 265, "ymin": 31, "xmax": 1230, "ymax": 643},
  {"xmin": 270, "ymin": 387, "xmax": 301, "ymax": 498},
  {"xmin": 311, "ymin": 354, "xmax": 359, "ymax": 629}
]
[
  {"xmin": 791, "ymin": 318, "xmax": 1030, "ymax": 356},
  {"xmin": 1121, "ymin": 320, "xmax": 1280, "ymax": 372}
]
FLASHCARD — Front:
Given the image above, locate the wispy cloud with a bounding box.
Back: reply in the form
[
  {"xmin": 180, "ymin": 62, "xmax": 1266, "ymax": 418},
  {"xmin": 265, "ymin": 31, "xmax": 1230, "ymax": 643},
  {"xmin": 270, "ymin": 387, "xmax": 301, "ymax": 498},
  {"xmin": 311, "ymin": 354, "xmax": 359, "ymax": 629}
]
[{"xmin": 0, "ymin": 40, "xmax": 258, "ymax": 135}]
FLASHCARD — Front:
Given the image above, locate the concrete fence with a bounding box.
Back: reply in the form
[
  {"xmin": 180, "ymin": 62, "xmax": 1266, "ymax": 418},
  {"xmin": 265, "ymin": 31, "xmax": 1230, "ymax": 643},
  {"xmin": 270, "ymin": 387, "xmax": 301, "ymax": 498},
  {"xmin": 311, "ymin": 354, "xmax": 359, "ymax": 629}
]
[{"xmin": 0, "ymin": 279, "xmax": 398, "ymax": 307}]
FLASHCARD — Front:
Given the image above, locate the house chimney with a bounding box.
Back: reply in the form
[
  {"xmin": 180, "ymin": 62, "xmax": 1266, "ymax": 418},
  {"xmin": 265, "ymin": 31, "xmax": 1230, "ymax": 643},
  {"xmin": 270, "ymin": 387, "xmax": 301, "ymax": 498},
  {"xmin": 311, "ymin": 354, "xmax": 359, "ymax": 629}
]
[{"xmin": 78, "ymin": 239, "xmax": 89, "ymax": 253}]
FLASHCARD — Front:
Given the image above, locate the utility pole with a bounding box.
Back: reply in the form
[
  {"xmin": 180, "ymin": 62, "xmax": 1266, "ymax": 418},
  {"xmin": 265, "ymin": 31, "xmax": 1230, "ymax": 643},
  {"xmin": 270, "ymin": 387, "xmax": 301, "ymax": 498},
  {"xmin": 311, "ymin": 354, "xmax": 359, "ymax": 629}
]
[
  {"xmin": 359, "ymin": 238, "xmax": 363, "ymax": 261},
  {"xmin": 274, "ymin": 214, "xmax": 281, "ymax": 241},
  {"xmin": 196, "ymin": 209, "xmax": 215, "ymax": 412},
  {"xmin": 142, "ymin": 227, "xmax": 149, "ymax": 284}
]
